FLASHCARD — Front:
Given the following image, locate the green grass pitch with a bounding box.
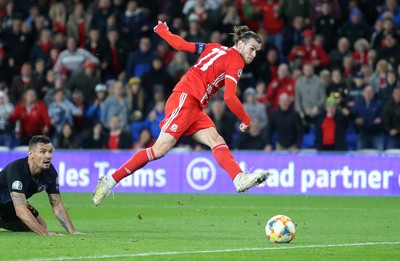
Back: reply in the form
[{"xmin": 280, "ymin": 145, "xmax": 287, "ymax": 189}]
[{"xmin": 1, "ymin": 193, "xmax": 399, "ymax": 260}]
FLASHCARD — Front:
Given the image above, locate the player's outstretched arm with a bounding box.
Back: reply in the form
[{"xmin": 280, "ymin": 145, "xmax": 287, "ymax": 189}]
[
  {"xmin": 223, "ymin": 78, "xmax": 252, "ymax": 132},
  {"xmin": 11, "ymin": 192, "xmax": 50, "ymax": 235},
  {"xmin": 153, "ymin": 20, "xmax": 196, "ymax": 53},
  {"xmin": 48, "ymin": 193, "xmax": 81, "ymax": 234}
]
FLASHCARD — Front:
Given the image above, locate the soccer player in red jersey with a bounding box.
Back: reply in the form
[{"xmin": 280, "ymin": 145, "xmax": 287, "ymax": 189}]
[{"xmin": 93, "ymin": 21, "xmax": 270, "ymax": 206}]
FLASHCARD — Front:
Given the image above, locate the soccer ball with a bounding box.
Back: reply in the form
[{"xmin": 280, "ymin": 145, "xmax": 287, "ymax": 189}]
[{"xmin": 265, "ymin": 215, "xmax": 296, "ymax": 243}]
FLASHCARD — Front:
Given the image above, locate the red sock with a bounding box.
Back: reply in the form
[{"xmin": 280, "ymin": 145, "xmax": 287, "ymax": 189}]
[
  {"xmin": 112, "ymin": 148, "xmax": 156, "ymax": 183},
  {"xmin": 212, "ymin": 144, "xmax": 242, "ymax": 180}
]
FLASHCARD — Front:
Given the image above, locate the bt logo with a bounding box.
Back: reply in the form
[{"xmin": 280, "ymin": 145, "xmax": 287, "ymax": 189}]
[{"xmin": 186, "ymin": 157, "xmax": 216, "ymax": 190}]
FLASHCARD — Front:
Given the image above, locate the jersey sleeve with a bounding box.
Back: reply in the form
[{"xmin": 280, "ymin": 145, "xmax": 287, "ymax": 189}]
[
  {"xmin": 6, "ymin": 165, "xmax": 26, "ymax": 194},
  {"xmin": 46, "ymin": 165, "xmax": 60, "ymax": 194},
  {"xmin": 223, "ymin": 54, "xmax": 251, "ymax": 125},
  {"xmin": 224, "ymin": 54, "xmax": 244, "ymax": 85}
]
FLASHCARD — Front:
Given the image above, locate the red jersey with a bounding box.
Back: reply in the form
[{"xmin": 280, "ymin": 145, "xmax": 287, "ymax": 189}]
[
  {"xmin": 266, "ymin": 77, "xmax": 296, "ymax": 109},
  {"xmin": 288, "ymin": 44, "xmax": 330, "ymax": 67},
  {"xmin": 9, "ymin": 100, "xmax": 51, "ymax": 137},
  {"xmin": 174, "ymin": 43, "xmax": 244, "ymax": 107}
]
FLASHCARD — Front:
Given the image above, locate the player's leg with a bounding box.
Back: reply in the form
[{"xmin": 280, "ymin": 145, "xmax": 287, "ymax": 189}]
[
  {"xmin": 112, "ymin": 132, "xmax": 177, "ymax": 183},
  {"xmin": 93, "ymin": 132, "xmax": 177, "ymax": 206},
  {"xmin": 192, "ymin": 127, "xmax": 270, "ymax": 192},
  {"xmin": 93, "ymin": 92, "xmax": 192, "ymax": 205}
]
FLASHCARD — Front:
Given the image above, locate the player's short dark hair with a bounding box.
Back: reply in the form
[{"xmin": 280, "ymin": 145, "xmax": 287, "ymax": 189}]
[
  {"xmin": 231, "ymin": 25, "xmax": 261, "ymax": 45},
  {"xmin": 29, "ymin": 135, "xmax": 51, "ymax": 150}
]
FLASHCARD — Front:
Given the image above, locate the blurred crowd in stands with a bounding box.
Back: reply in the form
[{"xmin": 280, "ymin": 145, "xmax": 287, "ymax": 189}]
[{"xmin": 0, "ymin": 0, "xmax": 399, "ymax": 152}]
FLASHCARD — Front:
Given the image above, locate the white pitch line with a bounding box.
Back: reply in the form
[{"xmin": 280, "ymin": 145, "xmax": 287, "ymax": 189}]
[{"xmin": 14, "ymin": 241, "xmax": 400, "ymax": 261}]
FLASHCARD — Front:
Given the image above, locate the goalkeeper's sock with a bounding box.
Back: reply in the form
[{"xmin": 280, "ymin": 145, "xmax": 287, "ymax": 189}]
[
  {"xmin": 112, "ymin": 148, "xmax": 156, "ymax": 183},
  {"xmin": 212, "ymin": 144, "xmax": 242, "ymax": 180}
]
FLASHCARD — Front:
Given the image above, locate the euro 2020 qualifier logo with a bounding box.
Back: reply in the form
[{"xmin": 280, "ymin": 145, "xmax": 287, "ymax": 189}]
[{"xmin": 186, "ymin": 157, "xmax": 216, "ymax": 190}]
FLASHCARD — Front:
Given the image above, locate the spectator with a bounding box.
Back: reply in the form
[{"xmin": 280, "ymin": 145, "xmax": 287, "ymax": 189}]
[
  {"xmin": 370, "ymin": 59, "xmax": 391, "ymax": 93},
  {"xmin": 319, "ymin": 69, "xmax": 331, "ymax": 90},
  {"xmin": 282, "ymin": 16, "xmax": 306, "ymax": 57},
  {"xmin": 0, "ymin": 91, "xmax": 14, "ymax": 148},
  {"xmin": 372, "ymin": 17, "xmax": 400, "ymax": 51},
  {"xmin": 125, "ymin": 77, "xmax": 145, "ymax": 122},
  {"xmin": 141, "ymin": 100, "xmax": 166, "ymax": 147},
  {"xmin": 29, "ymin": 29, "xmax": 53, "ymax": 67},
  {"xmin": 84, "ymin": 28, "xmax": 108, "ymax": 72},
  {"xmin": 9, "ymin": 88, "xmax": 51, "ymax": 145},
  {"xmin": 348, "ymin": 71, "xmax": 367, "ymax": 107},
  {"xmin": 312, "ymin": 0, "xmax": 343, "ymax": 25},
  {"xmin": 0, "ymin": 49, "xmax": 12, "ymax": 86},
  {"xmin": 337, "ymin": 8, "xmax": 371, "ymax": 47},
  {"xmin": 10, "ymin": 63, "xmax": 39, "ymax": 104},
  {"xmin": 314, "ymin": 96, "xmax": 350, "ymax": 151},
  {"xmin": 24, "ymin": 5, "xmax": 40, "ymax": 33},
  {"xmin": 86, "ymin": 84, "xmax": 108, "ymax": 125},
  {"xmin": 352, "ymin": 38, "xmax": 369, "ymax": 69},
  {"xmin": 216, "ymin": 4, "xmax": 241, "ymax": 45},
  {"xmin": 265, "ymin": 93, "xmax": 303, "ymax": 152},
  {"xmin": 124, "ymin": 36, "xmax": 156, "ymax": 81},
  {"xmin": 314, "ymin": 0, "xmax": 339, "ymax": 52},
  {"xmin": 379, "ymin": 70, "xmax": 397, "ymax": 105},
  {"xmin": 119, "ymin": 0, "xmax": 150, "ymax": 44},
  {"xmin": 326, "ymin": 68, "xmax": 349, "ymax": 108},
  {"xmin": 288, "ymin": 29, "xmax": 330, "ymax": 70},
  {"xmin": 106, "ymin": 115, "xmax": 132, "ymax": 150},
  {"xmin": 5, "ymin": 18, "xmax": 31, "ymax": 70},
  {"xmin": 1, "ymin": 1, "xmax": 14, "ymax": 34},
  {"xmin": 329, "ymin": 37, "xmax": 351, "ymax": 70},
  {"xmin": 235, "ymin": 121, "xmax": 267, "ymax": 150},
  {"xmin": 81, "ymin": 121, "xmax": 108, "ymax": 149},
  {"xmin": 383, "ymin": 86, "xmax": 400, "ymax": 149},
  {"xmin": 141, "ymin": 56, "xmax": 173, "ymax": 106},
  {"xmin": 33, "ymin": 59, "xmax": 48, "ymax": 100},
  {"xmin": 48, "ymin": 2, "xmax": 67, "ymax": 35},
  {"xmin": 367, "ymin": 49, "xmax": 378, "ymax": 70},
  {"xmin": 342, "ymin": 55, "xmax": 356, "ymax": 82},
  {"xmin": 90, "ymin": 0, "xmax": 113, "ymax": 38},
  {"xmin": 53, "ymin": 36, "xmax": 99, "ymax": 77},
  {"xmin": 259, "ymin": 0, "xmax": 284, "ymax": 60},
  {"xmin": 255, "ymin": 81, "xmax": 267, "ymax": 105},
  {"xmin": 278, "ymin": 0, "xmax": 312, "ymax": 25},
  {"xmin": 242, "ymin": 87, "xmax": 268, "ymax": 130},
  {"xmin": 209, "ymin": 99, "xmax": 235, "ymax": 149},
  {"xmin": 256, "ymin": 48, "xmax": 280, "ymax": 86},
  {"xmin": 351, "ymin": 85, "xmax": 384, "ymax": 150},
  {"xmin": 183, "ymin": 13, "xmax": 208, "ymax": 63},
  {"xmin": 266, "ymin": 63, "xmax": 296, "ymax": 110},
  {"xmin": 48, "ymin": 89, "xmax": 83, "ymax": 140},
  {"xmin": 167, "ymin": 51, "xmax": 190, "ymax": 85},
  {"xmin": 377, "ymin": 34, "xmax": 400, "ymax": 68},
  {"xmin": 71, "ymin": 90, "xmax": 88, "ymax": 135},
  {"xmin": 66, "ymin": 3, "xmax": 92, "ymax": 48},
  {"xmin": 65, "ymin": 60, "xmax": 101, "ymax": 103},
  {"xmin": 183, "ymin": 0, "xmax": 219, "ymax": 34},
  {"xmin": 295, "ymin": 63, "xmax": 326, "ymax": 122},
  {"xmin": 43, "ymin": 74, "xmax": 71, "ymax": 107},
  {"xmin": 101, "ymin": 81, "xmax": 130, "ymax": 131},
  {"xmin": 103, "ymin": 28, "xmax": 130, "ymax": 81},
  {"xmin": 155, "ymin": 40, "xmax": 174, "ymax": 66},
  {"xmin": 55, "ymin": 123, "xmax": 80, "ymax": 149},
  {"xmin": 378, "ymin": 0, "xmax": 400, "ymax": 26}
]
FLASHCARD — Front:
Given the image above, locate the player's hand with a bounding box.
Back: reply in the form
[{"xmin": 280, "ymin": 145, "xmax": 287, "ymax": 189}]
[
  {"xmin": 153, "ymin": 20, "xmax": 169, "ymax": 34},
  {"xmin": 239, "ymin": 122, "xmax": 251, "ymax": 133}
]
